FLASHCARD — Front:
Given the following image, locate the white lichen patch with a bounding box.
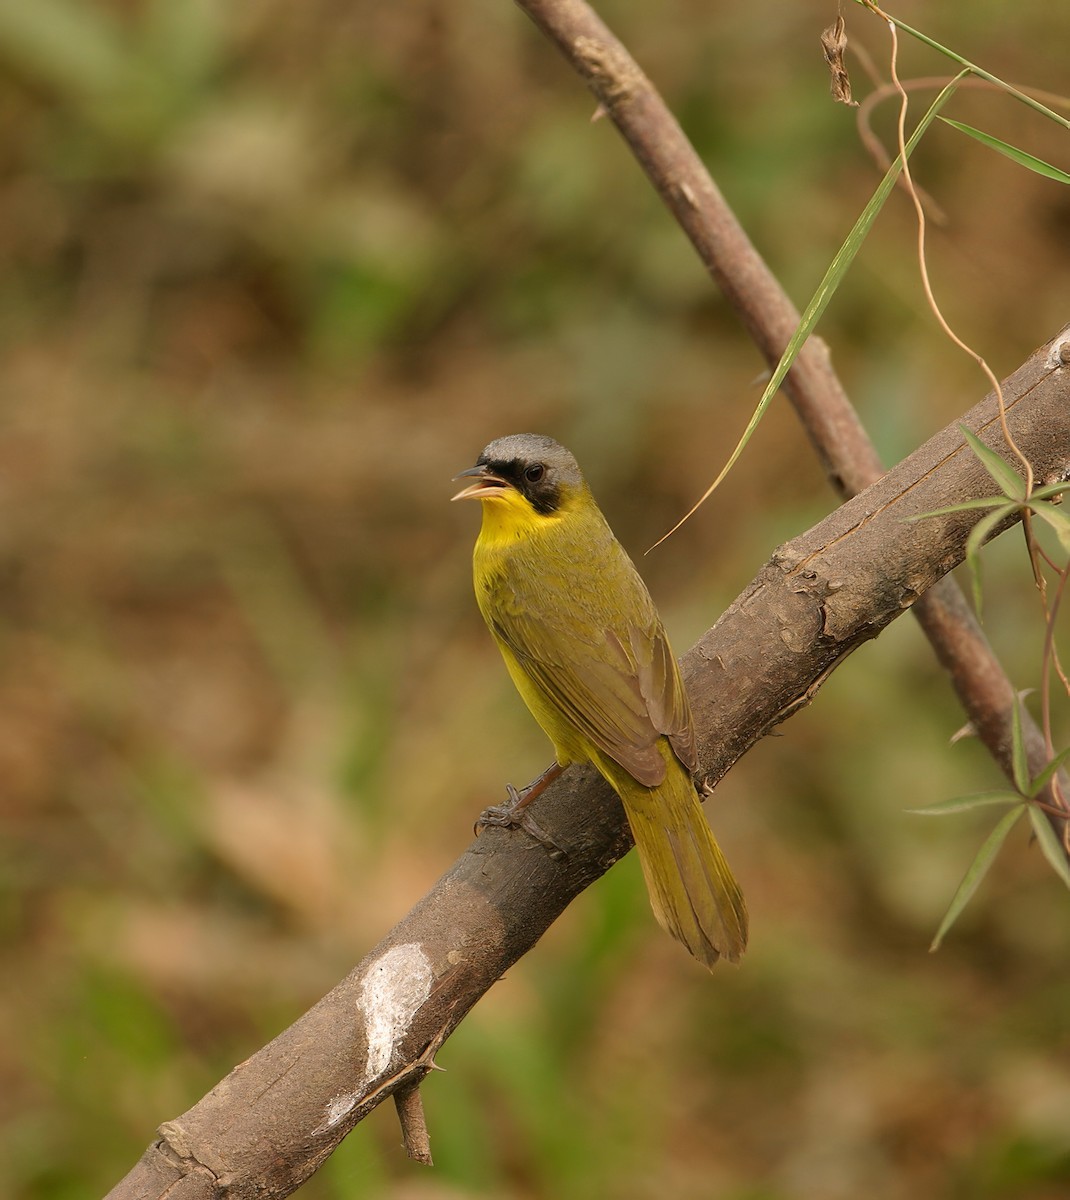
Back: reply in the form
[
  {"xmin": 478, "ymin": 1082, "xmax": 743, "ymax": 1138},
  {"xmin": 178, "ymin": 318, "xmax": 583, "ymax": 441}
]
[
  {"xmin": 313, "ymin": 943, "xmax": 435, "ymax": 1136},
  {"xmin": 359, "ymin": 943, "xmax": 434, "ymax": 1081}
]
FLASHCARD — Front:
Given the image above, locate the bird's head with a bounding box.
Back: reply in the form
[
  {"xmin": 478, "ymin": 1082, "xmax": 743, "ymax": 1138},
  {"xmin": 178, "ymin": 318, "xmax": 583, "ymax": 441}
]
[{"xmin": 452, "ymin": 433, "xmax": 587, "ymax": 517}]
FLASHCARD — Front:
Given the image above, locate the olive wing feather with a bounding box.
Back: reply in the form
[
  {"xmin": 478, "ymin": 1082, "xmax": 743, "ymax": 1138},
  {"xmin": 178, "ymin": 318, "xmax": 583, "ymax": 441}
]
[{"xmin": 488, "ymin": 559, "xmax": 696, "ymax": 785}]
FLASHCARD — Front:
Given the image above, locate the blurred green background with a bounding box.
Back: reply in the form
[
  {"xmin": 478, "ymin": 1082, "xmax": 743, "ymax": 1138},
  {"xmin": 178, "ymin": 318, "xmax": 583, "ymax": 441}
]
[{"xmin": 1, "ymin": 1, "xmax": 1069, "ymax": 1197}]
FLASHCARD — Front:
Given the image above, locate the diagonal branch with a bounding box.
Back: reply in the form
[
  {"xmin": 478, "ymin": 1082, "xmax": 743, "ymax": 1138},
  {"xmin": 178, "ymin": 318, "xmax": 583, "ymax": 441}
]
[{"xmin": 108, "ymin": 329, "xmax": 1070, "ymax": 1200}]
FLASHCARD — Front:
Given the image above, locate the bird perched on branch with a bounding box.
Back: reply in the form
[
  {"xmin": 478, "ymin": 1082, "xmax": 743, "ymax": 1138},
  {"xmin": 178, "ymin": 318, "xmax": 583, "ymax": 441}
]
[{"xmin": 453, "ymin": 433, "xmax": 747, "ymax": 969}]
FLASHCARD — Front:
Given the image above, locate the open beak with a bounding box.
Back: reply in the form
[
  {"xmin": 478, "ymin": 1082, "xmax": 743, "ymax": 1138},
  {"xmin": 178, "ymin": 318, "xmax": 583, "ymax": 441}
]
[{"xmin": 451, "ymin": 464, "xmax": 510, "ymax": 502}]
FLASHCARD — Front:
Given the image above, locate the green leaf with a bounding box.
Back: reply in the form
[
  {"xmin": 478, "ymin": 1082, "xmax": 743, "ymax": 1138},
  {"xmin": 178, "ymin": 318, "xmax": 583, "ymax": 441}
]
[
  {"xmin": 1027, "ymin": 805, "xmax": 1070, "ymax": 891},
  {"xmin": 1010, "ymin": 695, "xmax": 1030, "ymax": 795},
  {"xmin": 1027, "ymin": 745, "xmax": 1070, "ymax": 798},
  {"xmin": 963, "ymin": 504, "xmax": 1018, "ymax": 619},
  {"xmin": 908, "ymin": 791, "xmax": 1023, "ymax": 815},
  {"xmin": 1028, "ymin": 500, "xmax": 1070, "ymax": 555},
  {"xmin": 930, "ymin": 804, "xmax": 1026, "ymax": 951},
  {"xmin": 909, "ymin": 496, "xmax": 1012, "ymax": 521},
  {"xmin": 961, "ymin": 426, "xmax": 1027, "ymax": 501},
  {"xmin": 1026, "ymin": 481, "xmax": 1070, "ymax": 504},
  {"xmin": 940, "ymin": 118, "xmax": 1070, "ymax": 186}
]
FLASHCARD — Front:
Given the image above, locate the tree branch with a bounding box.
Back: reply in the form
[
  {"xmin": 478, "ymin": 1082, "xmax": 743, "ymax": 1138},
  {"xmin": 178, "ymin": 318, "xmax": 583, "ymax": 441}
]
[{"xmin": 108, "ymin": 328, "xmax": 1070, "ymax": 1200}]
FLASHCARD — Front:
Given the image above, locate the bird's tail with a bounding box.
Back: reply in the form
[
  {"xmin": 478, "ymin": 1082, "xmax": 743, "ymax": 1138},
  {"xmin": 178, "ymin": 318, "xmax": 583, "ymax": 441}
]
[{"xmin": 610, "ymin": 750, "xmax": 747, "ymax": 969}]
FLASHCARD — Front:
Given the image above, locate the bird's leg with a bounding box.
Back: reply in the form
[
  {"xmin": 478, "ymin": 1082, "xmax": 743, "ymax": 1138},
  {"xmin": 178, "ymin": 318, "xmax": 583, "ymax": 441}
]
[{"xmin": 475, "ymin": 762, "xmax": 566, "ymax": 858}]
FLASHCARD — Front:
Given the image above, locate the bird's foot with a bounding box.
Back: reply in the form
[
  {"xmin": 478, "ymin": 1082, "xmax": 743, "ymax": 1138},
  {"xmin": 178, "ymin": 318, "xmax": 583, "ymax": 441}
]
[{"xmin": 475, "ymin": 767, "xmax": 567, "ymax": 859}]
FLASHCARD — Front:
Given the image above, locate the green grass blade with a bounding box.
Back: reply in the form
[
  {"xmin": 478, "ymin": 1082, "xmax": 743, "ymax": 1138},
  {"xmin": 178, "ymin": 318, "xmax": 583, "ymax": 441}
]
[
  {"xmin": 908, "ymin": 790, "xmax": 1023, "ymax": 815},
  {"xmin": 854, "ymin": 5, "xmax": 1070, "ymax": 131},
  {"xmin": 930, "ymin": 804, "xmax": 1026, "ymax": 951},
  {"xmin": 670, "ymin": 71, "xmax": 968, "ymax": 528},
  {"xmin": 755, "ymin": 72, "xmax": 966, "ymax": 427},
  {"xmin": 961, "ymin": 426, "xmax": 1026, "ymax": 501},
  {"xmin": 939, "ymin": 119, "xmax": 1070, "ymax": 185},
  {"xmin": 1027, "ymin": 805, "xmax": 1070, "ymax": 890}
]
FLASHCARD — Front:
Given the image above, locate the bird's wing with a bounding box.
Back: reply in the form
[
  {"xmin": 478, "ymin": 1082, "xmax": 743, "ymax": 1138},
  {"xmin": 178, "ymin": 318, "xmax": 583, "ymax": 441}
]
[
  {"xmin": 627, "ymin": 620, "xmax": 697, "ymax": 775},
  {"xmin": 489, "ymin": 558, "xmax": 696, "ymax": 786}
]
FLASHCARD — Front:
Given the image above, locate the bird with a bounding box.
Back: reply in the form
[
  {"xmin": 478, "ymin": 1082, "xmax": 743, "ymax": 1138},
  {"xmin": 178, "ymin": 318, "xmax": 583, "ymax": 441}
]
[{"xmin": 452, "ymin": 433, "xmax": 747, "ymax": 968}]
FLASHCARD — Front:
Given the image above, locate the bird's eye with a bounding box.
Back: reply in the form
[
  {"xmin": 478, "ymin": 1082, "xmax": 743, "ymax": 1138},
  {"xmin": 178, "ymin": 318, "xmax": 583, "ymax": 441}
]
[{"xmin": 524, "ymin": 463, "xmax": 545, "ymax": 484}]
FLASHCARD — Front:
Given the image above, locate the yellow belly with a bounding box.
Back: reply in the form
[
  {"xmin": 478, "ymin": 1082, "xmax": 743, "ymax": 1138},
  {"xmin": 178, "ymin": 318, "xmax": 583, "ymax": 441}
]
[{"xmin": 492, "ymin": 635, "xmax": 586, "ymax": 769}]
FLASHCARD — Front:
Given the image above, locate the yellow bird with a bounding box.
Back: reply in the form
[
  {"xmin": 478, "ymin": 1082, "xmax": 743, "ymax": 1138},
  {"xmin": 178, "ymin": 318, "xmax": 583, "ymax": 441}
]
[{"xmin": 453, "ymin": 433, "xmax": 747, "ymax": 968}]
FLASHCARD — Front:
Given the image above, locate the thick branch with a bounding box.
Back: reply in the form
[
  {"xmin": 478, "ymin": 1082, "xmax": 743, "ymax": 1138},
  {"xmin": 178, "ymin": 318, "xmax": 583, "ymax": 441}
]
[{"xmin": 108, "ymin": 329, "xmax": 1070, "ymax": 1200}]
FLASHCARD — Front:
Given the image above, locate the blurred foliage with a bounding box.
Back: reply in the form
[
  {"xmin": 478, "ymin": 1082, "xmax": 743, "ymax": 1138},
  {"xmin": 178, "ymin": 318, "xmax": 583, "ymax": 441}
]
[{"xmin": 1, "ymin": 0, "xmax": 1069, "ymax": 1198}]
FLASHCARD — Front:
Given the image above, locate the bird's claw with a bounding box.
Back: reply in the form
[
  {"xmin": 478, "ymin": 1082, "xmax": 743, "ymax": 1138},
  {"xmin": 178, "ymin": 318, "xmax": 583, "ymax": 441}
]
[{"xmin": 475, "ymin": 784, "xmax": 567, "ymax": 860}]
